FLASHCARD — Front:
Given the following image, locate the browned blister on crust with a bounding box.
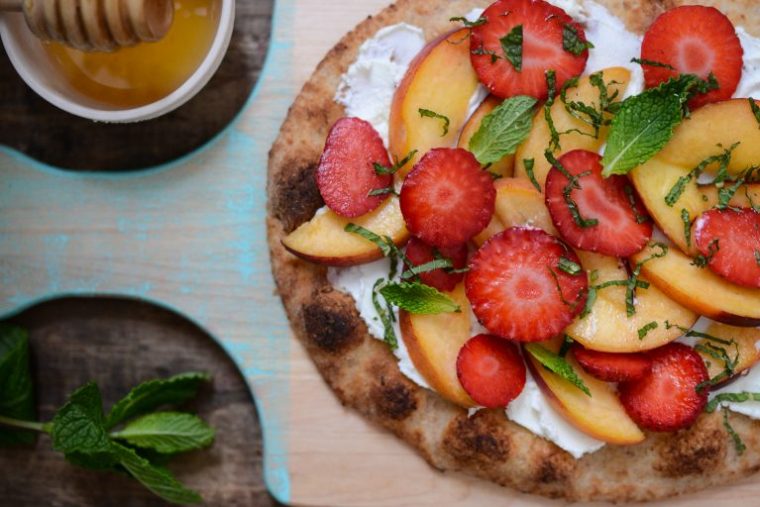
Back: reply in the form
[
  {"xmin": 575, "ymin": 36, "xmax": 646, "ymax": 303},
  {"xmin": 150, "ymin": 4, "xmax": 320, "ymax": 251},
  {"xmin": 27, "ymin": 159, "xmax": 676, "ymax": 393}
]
[{"xmin": 267, "ymin": 0, "xmax": 760, "ymax": 501}]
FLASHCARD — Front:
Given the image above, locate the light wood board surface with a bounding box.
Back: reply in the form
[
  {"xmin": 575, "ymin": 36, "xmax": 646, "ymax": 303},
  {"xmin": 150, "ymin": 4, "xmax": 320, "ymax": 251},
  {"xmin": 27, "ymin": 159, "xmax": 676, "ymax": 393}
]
[{"xmin": 2, "ymin": 0, "xmax": 760, "ymax": 505}]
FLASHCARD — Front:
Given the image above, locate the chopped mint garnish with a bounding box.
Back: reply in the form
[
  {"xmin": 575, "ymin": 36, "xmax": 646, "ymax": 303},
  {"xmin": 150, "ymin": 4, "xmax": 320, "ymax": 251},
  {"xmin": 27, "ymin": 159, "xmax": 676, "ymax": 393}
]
[
  {"xmin": 624, "ymin": 185, "xmax": 649, "ymax": 224},
  {"xmin": 449, "ymin": 16, "xmax": 487, "ymax": 28},
  {"xmin": 501, "ymin": 25, "xmax": 523, "ymax": 71},
  {"xmin": 630, "ymin": 57, "xmax": 676, "ymax": 71},
  {"xmin": 525, "ymin": 344, "xmax": 591, "ymax": 396},
  {"xmin": 706, "ymin": 392, "xmax": 760, "ymax": 413},
  {"xmin": 368, "ymin": 187, "xmax": 397, "ymax": 197},
  {"xmin": 638, "ymin": 321, "xmax": 658, "ymax": 340},
  {"xmin": 750, "ymin": 98, "xmax": 760, "ymax": 129},
  {"xmin": 602, "ymin": 74, "xmax": 717, "ymax": 177},
  {"xmin": 418, "ymin": 109, "xmax": 450, "ymax": 137},
  {"xmin": 400, "ymin": 259, "xmax": 453, "ymax": 280},
  {"xmin": 372, "ymin": 279, "xmax": 399, "ymax": 349},
  {"xmin": 379, "ymin": 281, "xmax": 461, "ymax": 315},
  {"xmin": 545, "ymin": 150, "xmax": 599, "ymax": 228},
  {"xmin": 665, "ymin": 143, "xmax": 739, "ymax": 207},
  {"xmin": 625, "ymin": 243, "xmax": 667, "ymax": 316},
  {"xmin": 691, "ymin": 238, "xmax": 719, "ymax": 268},
  {"xmin": 544, "ymin": 70, "xmax": 562, "ymax": 151},
  {"xmin": 471, "ymin": 45, "xmax": 500, "ymax": 63},
  {"xmin": 373, "ymin": 149, "xmax": 417, "ymax": 176},
  {"xmin": 524, "ymin": 158, "xmax": 541, "ymax": 192},
  {"xmin": 680, "ymin": 208, "xmax": 692, "ymax": 248},
  {"xmin": 468, "ymin": 96, "xmax": 537, "ymax": 165},
  {"xmin": 558, "ymin": 257, "xmax": 582, "ymax": 276},
  {"xmin": 562, "ymin": 24, "xmax": 593, "ymax": 56},
  {"xmin": 344, "ymin": 223, "xmax": 393, "ymax": 257},
  {"xmin": 723, "ymin": 410, "xmax": 746, "ymax": 455}
]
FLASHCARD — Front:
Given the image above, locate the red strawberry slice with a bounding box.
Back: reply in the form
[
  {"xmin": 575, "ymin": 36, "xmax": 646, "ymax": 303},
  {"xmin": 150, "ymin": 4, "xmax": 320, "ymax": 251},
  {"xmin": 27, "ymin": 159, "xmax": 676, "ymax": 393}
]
[
  {"xmin": 640, "ymin": 5, "xmax": 743, "ymax": 109},
  {"xmin": 400, "ymin": 148, "xmax": 495, "ymax": 248},
  {"xmin": 405, "ymin": 236, "xmax": 468, "ymax": 292},
  {"xmin": 619, "ymin": 343, "xmax": 709, "ymax": 432},
  {"xmin": 456, "ymin": 334, "xmax": 526, "ymax": 408},
  {"xmin": 545, "ymin": 150, "xmax": 652, "ymax": 257},
  {"xmin": 465, "ymin": 227, "xmax": 588, "ymax": 342},
  {"xmin": 470, "ymin": 0, "xmax": 589, "ymax": 100},
  {"xmin": 572, "ymin": 344, "xmax": 652, "ymax": 383},
  {"xmin": 315, "ymin": 117, "xmax": 393, "ymax": 218},
  {"xmin": 694, "ymin": 208, "xmax": 760, "ymax": 288}
]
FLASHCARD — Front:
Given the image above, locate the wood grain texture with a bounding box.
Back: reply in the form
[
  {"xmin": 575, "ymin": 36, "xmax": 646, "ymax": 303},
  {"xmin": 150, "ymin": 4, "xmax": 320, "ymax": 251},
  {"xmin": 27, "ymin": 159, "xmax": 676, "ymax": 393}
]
[
  {"xmin": 0, "ymin": 0, "xmax": 273, "ymax": 171},
  {"xmin": 0, "ymin": 297, "xmax": 281, "ymax": 507}
]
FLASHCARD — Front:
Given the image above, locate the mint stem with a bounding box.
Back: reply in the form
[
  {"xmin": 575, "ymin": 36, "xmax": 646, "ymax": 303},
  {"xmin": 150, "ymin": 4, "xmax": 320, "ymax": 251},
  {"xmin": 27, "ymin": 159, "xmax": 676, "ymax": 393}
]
[{"xmin": 0, "ymin": 415, "xmax": 50, "ymax": 433}]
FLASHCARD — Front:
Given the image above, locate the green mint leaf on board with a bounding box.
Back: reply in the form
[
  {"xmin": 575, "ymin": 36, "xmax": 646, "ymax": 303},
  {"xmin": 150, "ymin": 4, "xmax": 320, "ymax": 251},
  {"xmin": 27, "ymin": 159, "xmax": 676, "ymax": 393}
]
[
  {"xmin": 750, "ymin": 98, "xmax": 760, "ymax": 129},
  {"xmin": 524, "ymin": 344, "xmax": 591, "ymax": 396},
  {"xmin": 380, "ymin": 281, "xmax": 460, "ymax": 315},
  {"xmin": 111, "ymin": 412, "xmax": 215, "ymax": 454},
  {"xmin": 501, "ymin": 24, "xmax": 523, "ymax": 71},
  {"xmin": 524, "ymin": 158, "xmax": 541, "ymax": 192},
  {"xmin": 111, "ymin": 442, "xmax": 202, "ymax": 504},
  {"xmin": 706, "ymin": 392, "xmax": 760, "ymax": 413},
  {"xmin": 0, "ymin": 323, "xmax": 36, "ymax": 445},
  {"xmin": 468, "ymin": 96, "xmax": 537, "ymax": 165},
  {"xmin": 106, "ymin": 372, "xmax": 210, "ymax": 429},
  {"xmin": 418, "ymin": 108, "xmax": 450, "ymax": 136},
  {"xmin": 601, "ymin": 79, "xmax": 685, "ymax": 176},
  {"xmin": 449, "ymin": 16, "xmax": 486, "ymax": 28},
  {"xmin": 723, "ymin": 410, "xmax": 746, "ymax": 455},
  {"xmin": 51, "ymin": 382, "xmax": 111, "ymax": 455},
  {"xmin": 562, "ymin": 24, "xmax": 593, "ymax": 56},
  {"xmin": 638, "ymin": 321, "xmax": 658, "ymax": 340}
]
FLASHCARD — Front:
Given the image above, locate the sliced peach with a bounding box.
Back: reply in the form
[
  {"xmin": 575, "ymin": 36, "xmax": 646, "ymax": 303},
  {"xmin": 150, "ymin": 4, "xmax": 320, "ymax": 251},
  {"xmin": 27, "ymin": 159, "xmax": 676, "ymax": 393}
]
[
  {"xmin": 399, "ymin": 284, "xmax": 475, "ymax": 408},
  {"xmin": 525, "ymin": 337, "xmax": 645, "ymax": 445},
  {"xmin": 458, "ymin": 95, "xmax": 515, "ymax": 178},
  {"xmin": 630, "ymin": 157, "xmax": 760, "ymax": 257},
  {"xmin": 696, "ymin": 322, "xmax": 760, "ymax": 384},
  {"xmin": 282, "ymin": 198, "xmax": 408, "ymax": 266},
  {"xmin": 567, "ymin": 251, "xmax": 697, "ymax": 353},
  {"xmin": 632, "ymin": 242, "xmax": 760, "ymax": 326},
  {"xmin": 658, "ymin": 99, "xmax": 760, "ymax": 178},
  {"xmin": 514, "ymin": 67, "xmax": 631, "ymax": 190},
  {"xmin": 389, "ymin": 28, "xmax": 481, "ymax": 179}
]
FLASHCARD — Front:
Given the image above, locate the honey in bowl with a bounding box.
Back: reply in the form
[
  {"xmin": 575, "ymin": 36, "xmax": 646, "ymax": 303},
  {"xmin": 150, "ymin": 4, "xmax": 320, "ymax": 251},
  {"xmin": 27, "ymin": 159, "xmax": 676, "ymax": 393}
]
[{"xmin": 42, "ymin": 0, "xmax": 222, "ymax": 109}]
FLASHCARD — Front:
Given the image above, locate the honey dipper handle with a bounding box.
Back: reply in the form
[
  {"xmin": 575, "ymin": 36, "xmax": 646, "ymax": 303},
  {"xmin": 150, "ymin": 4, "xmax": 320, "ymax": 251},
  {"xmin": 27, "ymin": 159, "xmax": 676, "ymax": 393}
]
[{"xmin": 0, "ymin": 0, "xmax": 23, "ymax": 11}]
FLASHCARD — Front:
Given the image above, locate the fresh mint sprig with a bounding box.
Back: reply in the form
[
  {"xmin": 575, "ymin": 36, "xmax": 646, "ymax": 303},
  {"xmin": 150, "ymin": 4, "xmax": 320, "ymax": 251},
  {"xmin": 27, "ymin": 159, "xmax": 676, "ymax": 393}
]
[{"xmin": 0, "ymin": 324, "xmax": 213, "ymax": 505}]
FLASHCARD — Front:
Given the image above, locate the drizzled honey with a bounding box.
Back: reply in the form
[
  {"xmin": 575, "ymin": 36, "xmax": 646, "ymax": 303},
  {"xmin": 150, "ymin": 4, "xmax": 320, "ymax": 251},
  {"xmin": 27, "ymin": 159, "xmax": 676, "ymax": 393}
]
[{"xmin": 43, "ymin": 0, "xmax": 221, "ymax": 108}]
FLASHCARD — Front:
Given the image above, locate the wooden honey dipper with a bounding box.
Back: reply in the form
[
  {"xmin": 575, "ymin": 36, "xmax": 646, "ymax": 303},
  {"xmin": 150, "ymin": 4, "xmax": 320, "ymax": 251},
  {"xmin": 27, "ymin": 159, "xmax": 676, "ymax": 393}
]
[{"xmin": 0, "ymin": 0, "xmax": 174, "ymax": 52}]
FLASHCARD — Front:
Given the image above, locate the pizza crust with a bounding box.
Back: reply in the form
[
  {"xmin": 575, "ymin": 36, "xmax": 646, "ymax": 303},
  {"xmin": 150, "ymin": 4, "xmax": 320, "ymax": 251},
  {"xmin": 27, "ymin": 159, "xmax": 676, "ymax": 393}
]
[{"xmin": 267, "ymin": 0, "xmax": 760, "ymax": 501}]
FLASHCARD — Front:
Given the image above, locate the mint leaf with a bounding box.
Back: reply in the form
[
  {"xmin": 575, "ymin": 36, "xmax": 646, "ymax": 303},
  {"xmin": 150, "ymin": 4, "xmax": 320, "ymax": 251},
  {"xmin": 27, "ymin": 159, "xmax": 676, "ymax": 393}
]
[
  {"xmin": 379, "ymin": 281, "xmax": 460, "ymax": 314},
  {"xmin": 372, "ymin": 279, "xmax": 399, "ymax": 350},
  {"xmin": 638, "ymin": 321, "xmax": 658, "ymax": 340},
  {"xmin": 723, "ymin": 410, "xmax": 746, "ymax": 455},
  {"xmin": 51, "ymin": 382, "xmax": 111, "ymax": 455},
  {"xmin": 525, "ymin": 344, "xmax": 591, "ymax": 396},
  {"xmin": 418, "ymin": 108, "xmax": 450, "ymax": 136},
  {"xmin": 0, "ymin": 324, "xmax": 36, "ymax": 445},
  {"xmin": 111, "ymin": 412, "xmax": 215, "ymax": 454},
  {"xmin": 750, "ymin": 98, "xmax": 760, "ymax": 129},
  {"xmin": 106, "ymin": 372, "xmax": 210, "ymax": 429},
  {"xmin": 111, "ymin": 442, "xmax": 202, "ymax": 504},
  {"xmin": 630, "ymin": 57, "xmax": 676, "ymax": 71},
  {"xmin": 562, "ymin": 24, "xmax": 593, "ymax": 56},
  {"xmin": 558, "ymin": 257, "xmax": 582, "ymax": 276},
  {"xmin": 601, "ymin": 81, "xmax": 684, "ymax": 176},
  {"xmin": 501, "ymin": 25, "xmax": 523, "ymax": 71},
  {"xmin": 449, "ymin": 16, "xmax": 486, "ymax": 28},
  {"xmin": 468, "ymin": 96, "xmax": 537, "ymax": 165},
  {"xmin": 706, "ymin": 392, "xmax": 760, "ymax": 413},
  {"xmin": 680, "ymin": 208, "xmax": 692, "ymax": 248},
  {"xmin": 524, "ymin": 158, "xmax": 541, "ymax": 192},
  {"xmin": 374, "ymin": 149, "xmax": 417, "ymax": 176}
]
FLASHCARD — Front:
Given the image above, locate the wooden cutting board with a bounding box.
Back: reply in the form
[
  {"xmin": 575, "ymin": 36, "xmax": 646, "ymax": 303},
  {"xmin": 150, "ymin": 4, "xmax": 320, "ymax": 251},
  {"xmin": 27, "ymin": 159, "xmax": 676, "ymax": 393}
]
[{"xmin": 1, "ymin": 0, "xmax": 759, "ymax": 505}]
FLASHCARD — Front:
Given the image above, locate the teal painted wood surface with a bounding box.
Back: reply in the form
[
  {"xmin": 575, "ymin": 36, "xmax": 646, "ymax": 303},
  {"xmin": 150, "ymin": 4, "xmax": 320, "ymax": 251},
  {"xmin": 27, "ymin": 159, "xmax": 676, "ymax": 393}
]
[{"xmin": 0, "ymin": 0, "xmax": 299, "ymax": 502}]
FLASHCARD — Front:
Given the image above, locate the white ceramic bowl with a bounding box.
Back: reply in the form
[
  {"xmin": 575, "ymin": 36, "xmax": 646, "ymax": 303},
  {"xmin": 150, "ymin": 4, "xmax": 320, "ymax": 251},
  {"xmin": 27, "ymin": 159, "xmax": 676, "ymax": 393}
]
[{"xmin": 0, "ymin": 0, "xmax": 235, "ymax": 123}]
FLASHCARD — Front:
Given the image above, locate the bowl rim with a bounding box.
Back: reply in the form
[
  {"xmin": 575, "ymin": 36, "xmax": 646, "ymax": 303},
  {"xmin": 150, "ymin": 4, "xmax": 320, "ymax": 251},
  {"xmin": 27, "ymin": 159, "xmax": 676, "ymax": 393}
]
[{"xmin": 0, "ymin": 0, "xmax": 235, "ymax": 123}]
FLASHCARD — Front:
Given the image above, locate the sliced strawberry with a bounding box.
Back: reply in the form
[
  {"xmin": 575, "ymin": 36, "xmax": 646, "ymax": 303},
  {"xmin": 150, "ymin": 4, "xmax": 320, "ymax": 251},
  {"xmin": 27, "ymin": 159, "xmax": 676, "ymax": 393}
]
[
  {"xmin": 470, "ymin": 0, "xmax": 589, "ymax": 100},
  {"xmin": 457, "ymin": 334, "xmax": 526, "ymax": 408},
  {"xmin": 693, "ymin": 208, "xmax": 760, "ymax": 288},
  {"xmin": 400, "ymin": 148, "xmax": 495, "ymax": 248},
  {"xmin": 315, "ymin": 117, "xmax": 392, "ymax": 218},
  {"xmin": 619, "ymin": 343, "xmax": 709, "ymax": 432},
  {"xmin": 545, "ymin": 150, "xmax": 652, "ymax": 257},
  {"xmin": 572, "ymin": 344, "xmax": 652, "ymax": 383},
  {"xmin": 405, "ymin": 236, "xmax": 468, "ymax": 292},
  {"xmin": 640, "ymin": 5, "xmax": 743, "ymax": 108},
  {"xmin": 465, "ymin": 228, "xmax": 588, "ymax": 342}
]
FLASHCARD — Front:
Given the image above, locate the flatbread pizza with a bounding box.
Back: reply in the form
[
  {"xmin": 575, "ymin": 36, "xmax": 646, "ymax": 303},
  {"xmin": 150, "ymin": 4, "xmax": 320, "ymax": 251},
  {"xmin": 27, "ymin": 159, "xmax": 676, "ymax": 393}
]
[{"xmin": 267, "ymin": 0, "xmax": 760, "ymax": 501}]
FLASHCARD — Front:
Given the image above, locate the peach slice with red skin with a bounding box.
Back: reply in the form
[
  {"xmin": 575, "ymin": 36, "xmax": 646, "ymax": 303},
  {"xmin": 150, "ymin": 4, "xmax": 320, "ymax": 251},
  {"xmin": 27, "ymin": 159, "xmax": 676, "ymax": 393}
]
[
  {"xmin": 525, "ymin": 337, "xmax": 645, "ymax": 445},
  {"xmin": 399, "ymin": 284, "xmax": 475, "ymax": 408},
  {"xmin": 389, "ymin": 28, "xmax": 482, "ymax": 179},
  {"xmin": 282, "ymin": 197, "xmax": 409, "ymax": 266}
]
